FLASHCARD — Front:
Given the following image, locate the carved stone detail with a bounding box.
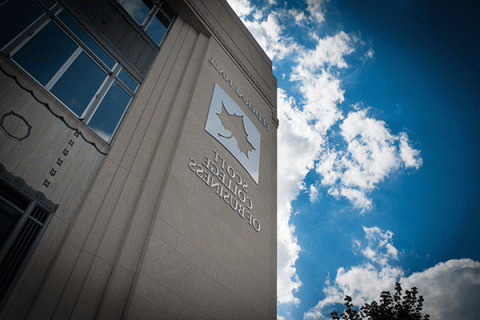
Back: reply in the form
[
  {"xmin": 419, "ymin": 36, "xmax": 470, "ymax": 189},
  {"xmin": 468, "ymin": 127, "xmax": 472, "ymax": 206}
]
[
  {"xmin": 0, "ymin": 110, "xmax": 32, "ymax": 142},
  {"xmin": 0, "ymin": 65, "xmax": 108, "ymax": 155}
]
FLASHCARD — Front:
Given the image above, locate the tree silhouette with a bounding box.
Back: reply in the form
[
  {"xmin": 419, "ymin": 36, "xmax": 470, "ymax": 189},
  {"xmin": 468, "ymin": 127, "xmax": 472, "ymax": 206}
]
[{"xmin": 331, "ymin": 283, "xmax": 430, "ymax": 320}]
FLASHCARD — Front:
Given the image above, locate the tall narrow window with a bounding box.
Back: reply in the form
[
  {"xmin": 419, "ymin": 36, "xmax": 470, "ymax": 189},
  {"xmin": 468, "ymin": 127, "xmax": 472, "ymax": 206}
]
[
  {"xmin": 118, "ymin": 0, "xmax": 174, "ymax": 45},
  {"xmin": 0, "ymin": 179, "xmax": 53, "ymax": 308}
]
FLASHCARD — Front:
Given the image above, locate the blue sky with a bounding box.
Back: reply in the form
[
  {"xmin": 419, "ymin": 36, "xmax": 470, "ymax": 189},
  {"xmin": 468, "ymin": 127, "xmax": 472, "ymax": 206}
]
[{"xmin": 226, "ymin": 0, "xmax": 479, "ymax": 319}]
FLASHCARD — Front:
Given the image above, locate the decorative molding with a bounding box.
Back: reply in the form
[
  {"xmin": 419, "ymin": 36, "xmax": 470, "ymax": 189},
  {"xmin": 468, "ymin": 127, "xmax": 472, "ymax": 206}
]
[
  {"xmin": 0, "ymin": 163, "xmax": 59, "ymax": 212},
  {"xmin": 0, "ymin": 64, "xmax": 108, "ymax": 156},
  {"xmin": 271, "ymin": 111, "xmax": 279, "ymax": 129},
  {"xmin": 0, "ymin": 110, "xmax": 32, "ymax": 142},
  {"xmin": 184, "ymin": 0, "xmax": 277, "ymax": 113}
]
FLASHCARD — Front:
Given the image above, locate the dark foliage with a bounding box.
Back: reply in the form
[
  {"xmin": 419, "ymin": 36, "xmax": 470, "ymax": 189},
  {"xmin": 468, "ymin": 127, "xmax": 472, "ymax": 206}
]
[{"xmin": 331, "ymin": 283, "xmax": 430, "ymax": 320}]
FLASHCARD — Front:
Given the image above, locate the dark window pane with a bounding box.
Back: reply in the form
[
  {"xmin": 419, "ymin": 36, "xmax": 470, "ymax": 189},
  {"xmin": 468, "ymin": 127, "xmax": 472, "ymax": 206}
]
[
  {"xmin": 160, "ymin": 4, "xmax": 175, "ymax": 20},
  {"xmin": 0, "ymin": 200, "xmax": 20, "ymax": 250},
  {"xmin": 118, "ymin": 69, "xmax": 138, "ymax": 92},
  {"xmin": 0, "ymin": 0, "xmax": 43, "ymax": 49},
  {"xmin": 120, "ymin": 0, "xmax": 151, "ymax": 25},
  {"xmin": 57, "ymin": 11, "xmax": 115, "ymax": 69},
  {"xmin": 145, "ymin": 11, "xmax": 169, "ymax": 44},
  {"xmin": 89, "ymin": 81, "xmax": 131, "ymax": 141},
  {"xmin": 157, "ymin": 8, "xmax": 173, "ymax": 27},
  {"xmin": 39, "ymin": 0, "xmax": 56, "ymax": 9},
  {"xmin": 0, "ymin": 180, "xmax": 29, "ymax": 211},
  {"xmin": 51, "ymin": 52, "xmax": 106, "ymax": 117},
  {"xmin": 143, "ymin": 0, "xmax": 155, "ymax": 11},
  {"xmin": 12, "ymin": 22, "xmax": 78, "ymax": 85}
]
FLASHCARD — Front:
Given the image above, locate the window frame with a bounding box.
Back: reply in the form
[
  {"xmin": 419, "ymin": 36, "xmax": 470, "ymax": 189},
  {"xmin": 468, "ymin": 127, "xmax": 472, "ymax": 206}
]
[
  {"xmin": 1, "ymin": 0, "xmax": 140, "ymax": 143},
  {"xmin": 0, "ymin": 178, "xmax": 54, "ymax": 310},
  {"xmin": 118, "ymin": 0, "xmax": 175, "ymax": 45}
]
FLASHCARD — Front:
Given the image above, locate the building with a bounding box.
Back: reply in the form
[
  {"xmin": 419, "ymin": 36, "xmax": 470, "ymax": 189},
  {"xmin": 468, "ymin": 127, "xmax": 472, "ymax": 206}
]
[{"xmin": 0, "ymin": 0, "xmax": 278, "ymax": 318}]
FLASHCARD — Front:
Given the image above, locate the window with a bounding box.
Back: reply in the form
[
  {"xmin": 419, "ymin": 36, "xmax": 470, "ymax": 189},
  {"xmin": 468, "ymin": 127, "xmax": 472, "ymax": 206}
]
[
  {"xmin": 118, "ymin": 0, "xmax": 174, "ymax": 45},
  {"xmin": 0, "ymin": 0, "xmax": 43, "ymax": 50},
  {"xmin": 0, "ymin": 0, "xmax": 142, "ymax": 143},
  {"xmin": 0, "ymin": 179, "xmax": 53, "ymax": 307}
]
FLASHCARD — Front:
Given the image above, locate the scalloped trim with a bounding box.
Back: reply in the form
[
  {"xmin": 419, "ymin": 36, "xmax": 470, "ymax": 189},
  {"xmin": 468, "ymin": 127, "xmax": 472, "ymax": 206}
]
[
  {"xmin": 0, "ymin": 163, "xmax": 59, "ymax": 212},
  {"xmin": 0, "ymin": 64, "xmax": 108, "ymax": 156}
]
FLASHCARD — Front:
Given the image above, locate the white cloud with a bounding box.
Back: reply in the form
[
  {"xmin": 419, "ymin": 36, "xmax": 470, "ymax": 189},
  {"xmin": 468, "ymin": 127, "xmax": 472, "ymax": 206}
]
[
  {"xmin": 226, "ymin": 0, "xmax": 253, "ymax": 17},
  {"xmin": 224, "ymin": 7, "xmax": 337, "ymax": 305},
  {"xmin": 399, "ymin": 132, "xmax": 423, "ymax": 169},
  {"xmin": 360, "ymin": 48, "xmax": 375, "ymax": 61},
  {"xmin": 241, "ymin": 11, "xmax": 298, "ymax": 61},
  {"xmin": 333, "ymin": 263, "xmax": 404, "ymax": 306},
  {"xmin": 304, "ymin": 226, "xmax": 480, "ymax": 320},
  {"xmin": 290, "ymin": 9, "xmax": 306, "ymax": 25},
  {"xmin": 316, "ymin": 108, "xmax": 422, "ymax": 212},
  {"xmin": 289, "ymin": 67, "xmax": 345, "ymax": 134},
  {"xmin": 309, "ymin": 184, "xmax": 319, "ymax": 202},
  {"xmin": 276, "ymin": 30, "xmax": 354, "ymax": 302},
  {"xmin": 304, "ymin": 226, "xmax": 404, "ymax": 319},
  {"xmin": 338, "ymin": 187, "xmax": 373, "ymax": 212},
  {"xmin": 305, "ymin": 0, "xmax": 327, "ymax": 25},
  {"xmin": 228, "ymin": 0, "xmax": 298, "ymax": 61},
  {"xmin": 402, "ymin": 259, "xmax": 480, "ymax": 320},
  {"xmin": 358, "ymin": 226, "xmax": 399, "ymax": 266},
  {"xmin": 296, "ymin": 31, "xmax": 356, "ymax": 70},
  {"xmin": 229, "ymin": 0, "xmax": 423, "ymax": 313},
  {"xmin": 305, "ymin": 258, "xmax": 480, "ymax": 320},
  {"xmin": 277, "ymin": 88, "xmax": 322, "ymax": 304},
  {"xmin": 228, "ymin": 3, "xmax": 353, "ymax": 308},
  {"xmin": 242, "ymin": 14, "xmax": 291, "ymax": 60}
]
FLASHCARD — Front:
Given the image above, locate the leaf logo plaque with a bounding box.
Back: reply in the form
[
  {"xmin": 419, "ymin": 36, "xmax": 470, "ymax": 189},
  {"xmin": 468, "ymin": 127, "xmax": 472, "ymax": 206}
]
[{"xmin": 205, "ymin": 84, "xmax": 261, "ymax": 183}]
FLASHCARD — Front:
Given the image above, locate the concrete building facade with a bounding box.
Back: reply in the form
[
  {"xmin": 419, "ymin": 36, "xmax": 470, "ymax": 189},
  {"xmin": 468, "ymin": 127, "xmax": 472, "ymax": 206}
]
[{"xmin": 0, "ymin": 0, "xmax": 278, "ymax": 318}]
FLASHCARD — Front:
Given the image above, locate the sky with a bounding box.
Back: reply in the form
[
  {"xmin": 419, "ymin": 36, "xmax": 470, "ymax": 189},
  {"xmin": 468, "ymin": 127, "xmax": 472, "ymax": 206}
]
[{"xmin": 226, "ymin": 0, "xmax": 480, "ymax": 319}]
